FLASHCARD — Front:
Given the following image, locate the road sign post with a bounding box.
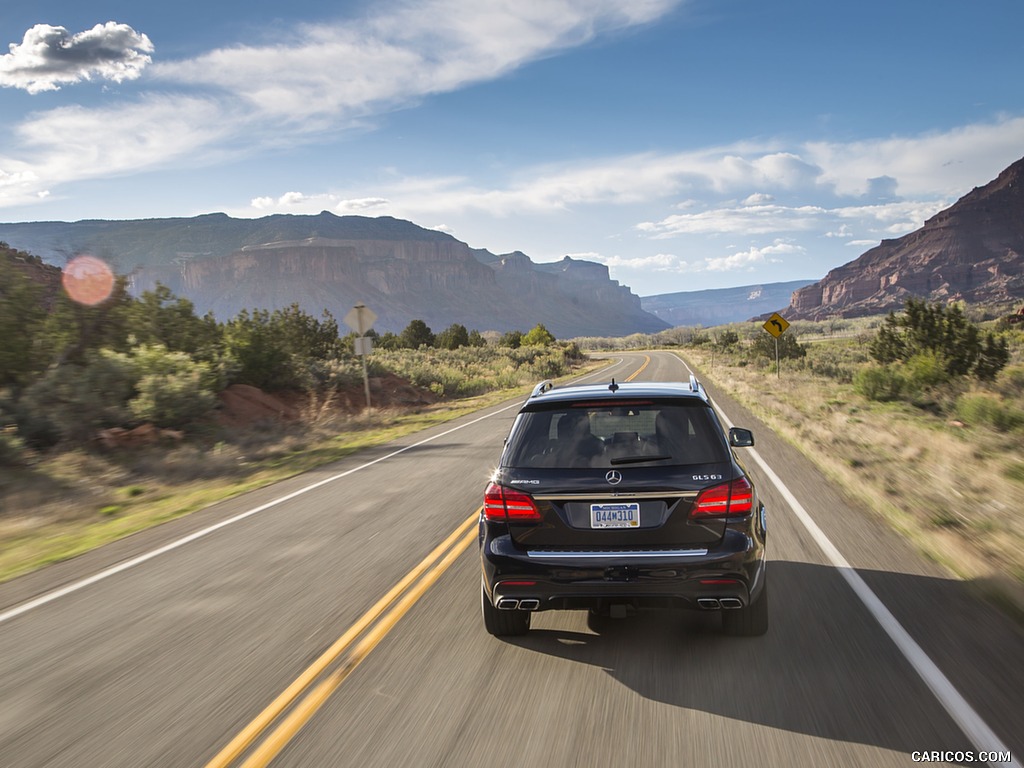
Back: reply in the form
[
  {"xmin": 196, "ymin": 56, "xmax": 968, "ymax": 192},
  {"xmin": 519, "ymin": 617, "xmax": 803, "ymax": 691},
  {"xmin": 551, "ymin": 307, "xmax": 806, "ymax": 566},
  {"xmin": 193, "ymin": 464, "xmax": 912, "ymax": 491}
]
[
  {"xmin": 344, "ymin": 303, "xmax": 378, "ymax": 411},
  {"xmin": 761, "ymin": 312, "xmax": 790, "ymax": 379}
]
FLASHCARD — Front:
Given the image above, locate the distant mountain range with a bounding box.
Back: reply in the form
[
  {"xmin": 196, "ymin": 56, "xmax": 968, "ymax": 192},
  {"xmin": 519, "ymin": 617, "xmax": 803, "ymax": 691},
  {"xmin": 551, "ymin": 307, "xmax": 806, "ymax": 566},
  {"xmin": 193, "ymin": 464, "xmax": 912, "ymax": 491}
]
[
  {"xmin": 782, "ymin": 155, "xmax": 1024, "ymax": 319},
  {"xmin": 0, "ymin": 213, "xmax": 668, "ymax": 338},
  {"xmin": 641, "ymin": 280, "xmax": 815, "ymax": 326},
  {"xmin": 6, "ymin": 155, "xmax": 1022, "ymax": 337}
]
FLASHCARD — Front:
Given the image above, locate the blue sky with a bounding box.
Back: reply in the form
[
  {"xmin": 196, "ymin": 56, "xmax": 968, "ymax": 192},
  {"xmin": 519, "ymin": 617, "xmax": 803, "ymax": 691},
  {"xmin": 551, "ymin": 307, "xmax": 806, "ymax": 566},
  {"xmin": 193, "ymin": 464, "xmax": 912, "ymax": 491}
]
[{"xmin": 1, "ymin": 0, "xmax": 1022, "ymax": 297}]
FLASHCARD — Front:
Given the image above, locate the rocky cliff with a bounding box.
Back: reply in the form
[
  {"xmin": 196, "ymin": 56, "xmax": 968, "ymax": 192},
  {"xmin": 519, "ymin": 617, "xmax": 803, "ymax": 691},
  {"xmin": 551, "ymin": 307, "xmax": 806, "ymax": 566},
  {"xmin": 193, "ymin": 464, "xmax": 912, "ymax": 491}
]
[
  {"xmin": 0, "ymin": 213, "xmax": 667, "ymax": 338},
  {"xmin": 785, "ymin": 156, "xmax": 1024, "ymax": 320}
]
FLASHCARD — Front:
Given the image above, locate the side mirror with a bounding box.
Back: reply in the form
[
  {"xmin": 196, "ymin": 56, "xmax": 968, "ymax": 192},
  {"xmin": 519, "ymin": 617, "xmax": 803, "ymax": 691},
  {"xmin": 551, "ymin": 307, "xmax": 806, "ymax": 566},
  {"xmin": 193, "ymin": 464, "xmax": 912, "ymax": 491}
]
[{"xmin": 729, "ymin": 428, "xmax": 754, "ymax": 447}]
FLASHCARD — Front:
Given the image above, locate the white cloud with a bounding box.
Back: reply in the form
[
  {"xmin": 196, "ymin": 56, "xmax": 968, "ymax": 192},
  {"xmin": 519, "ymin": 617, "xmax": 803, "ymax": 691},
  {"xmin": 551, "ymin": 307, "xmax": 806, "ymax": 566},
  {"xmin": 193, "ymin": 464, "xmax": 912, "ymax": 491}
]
[
  {"xmin": 0, "ymin": 1, "xmax": 683, "ymax": 206},
  {"xmin": 152, "ymin": 0, "xmax": 680, "ymax": 124},
  {"xmin": 805, "ymin": 116, "xmax": 1024, "ymax": 197},
  {"xmin": 705, "ymin": 240, "xmax": 802, "ymax": 272},
  {"xmin": 637, "ymin": 204, "xmax": 827, "ymax": 237},
  {"xmin": 335, "ymin": 197, "xmax": 390, "ymax": 213},
  {"xmin": 596, "ymin": 253, "xmax": 683, "ymax": 270},
  {"xmin": 589, "ymin": 240, "xmax": 802, "ymax": 276},
  {"xmin": 0, "ymin": 23, "xmax": 153, "ymax": 94}
]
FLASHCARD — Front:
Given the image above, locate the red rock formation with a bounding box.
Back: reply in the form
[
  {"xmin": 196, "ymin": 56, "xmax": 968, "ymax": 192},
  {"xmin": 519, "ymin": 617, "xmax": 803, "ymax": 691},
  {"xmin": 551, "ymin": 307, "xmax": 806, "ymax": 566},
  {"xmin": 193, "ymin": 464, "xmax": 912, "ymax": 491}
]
[{"xmin": 786, "ymin": 156, "xmax": 1024, "ymax": 319}]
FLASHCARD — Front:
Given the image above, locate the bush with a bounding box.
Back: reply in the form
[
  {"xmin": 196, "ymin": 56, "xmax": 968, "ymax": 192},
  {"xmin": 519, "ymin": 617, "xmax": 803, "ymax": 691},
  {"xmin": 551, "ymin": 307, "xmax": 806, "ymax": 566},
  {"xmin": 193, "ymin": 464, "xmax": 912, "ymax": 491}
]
[
  {"xmin": 869, "ymin": 298, "xmax": 1009, "ymax": 381},
  {"xmin": 129, "ymin": 368, "xmax": 218, "ymax": 428},
  {"xmin": 901, "ymin": 351, "xmax": 951, "ymax": 395},
  {"xmin": 16, "ymin": 352, "xmax": 138, "ymax": 445},
  {"xmin": 853, "ymin": 365, "xmax": 905, "ymax": 402},
  {"xmin": 955, "ymin": 394, "xmax": 1024, "ymax": 432},
  {"xmin": 749, "ymin": 332, "xmax": 806, "ymax": 360},
  {"xmin": 499, "ymin": 330, "xmax": 523, "ymax": 349},
  {"xmin": 0, "ymin": 407, "xmax": 27, "ymax": 465},
  {"xmin": 992, "ymin": 364, "xmax": 1024, "ymax": 399},
  {"xmin": 522, "ymin": 324, "xmax": 556, "ymax": 347}
]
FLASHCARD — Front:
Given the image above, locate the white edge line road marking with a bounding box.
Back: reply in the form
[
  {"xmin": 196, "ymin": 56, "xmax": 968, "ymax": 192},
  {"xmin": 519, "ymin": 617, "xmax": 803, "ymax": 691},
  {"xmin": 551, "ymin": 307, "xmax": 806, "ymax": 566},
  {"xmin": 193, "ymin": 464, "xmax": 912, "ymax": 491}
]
[
  {"xmin": 674, "ymin": 354, "xmax": 1014, "ymax": 767},
  {"xmin": 0, "ymin": 358, "xmax": 625, "ymax": 626}
]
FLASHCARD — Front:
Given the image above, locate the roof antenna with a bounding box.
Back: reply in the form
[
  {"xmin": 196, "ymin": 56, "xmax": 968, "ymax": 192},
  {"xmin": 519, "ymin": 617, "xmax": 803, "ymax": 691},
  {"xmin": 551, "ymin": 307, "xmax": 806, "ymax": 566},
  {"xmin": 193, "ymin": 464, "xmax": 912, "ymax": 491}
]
[{"xmin": 609, "ymin": 378, "xmax": 619, "ymax": 393}]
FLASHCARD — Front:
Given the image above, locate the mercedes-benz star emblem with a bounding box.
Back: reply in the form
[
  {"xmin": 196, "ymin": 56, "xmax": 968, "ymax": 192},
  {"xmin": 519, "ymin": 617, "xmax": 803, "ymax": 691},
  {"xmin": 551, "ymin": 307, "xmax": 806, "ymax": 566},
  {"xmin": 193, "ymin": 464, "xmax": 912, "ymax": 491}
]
[{"xmin": 605, "ymin": 470, "xmax": 622, "ymax": 485}]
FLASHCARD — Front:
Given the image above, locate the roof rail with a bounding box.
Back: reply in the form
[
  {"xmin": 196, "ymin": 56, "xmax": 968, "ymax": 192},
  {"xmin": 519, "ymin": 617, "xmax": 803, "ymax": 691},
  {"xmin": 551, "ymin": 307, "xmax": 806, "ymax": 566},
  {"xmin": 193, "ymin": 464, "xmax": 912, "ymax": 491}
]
[
  {"xmin": 688, "ymin": 374, "xmax": 703, "ymax": 394},
  {"xmin": 531, "ymin": 380, "xmax": 555, "ymax": 398}
]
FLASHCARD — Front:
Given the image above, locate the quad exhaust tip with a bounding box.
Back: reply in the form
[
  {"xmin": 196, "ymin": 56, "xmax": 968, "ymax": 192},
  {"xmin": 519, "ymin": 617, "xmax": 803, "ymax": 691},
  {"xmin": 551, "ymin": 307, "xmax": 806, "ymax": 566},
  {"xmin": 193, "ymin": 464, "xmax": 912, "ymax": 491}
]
[
  {"xmin": 496, "ymin": 598, "xmax": 540, "ymax": 611},
  {"xmin": 697, "ymin": 597, "xmax": 744, "ymax": 610}
]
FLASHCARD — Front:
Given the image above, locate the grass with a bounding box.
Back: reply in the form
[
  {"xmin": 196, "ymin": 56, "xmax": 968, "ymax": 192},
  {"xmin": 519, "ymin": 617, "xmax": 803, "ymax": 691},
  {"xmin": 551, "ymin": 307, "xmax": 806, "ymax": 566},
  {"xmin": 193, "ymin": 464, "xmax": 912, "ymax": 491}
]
[{"xmin": 0, "ymin": 357, "xmax": 611, "ymax": 584}]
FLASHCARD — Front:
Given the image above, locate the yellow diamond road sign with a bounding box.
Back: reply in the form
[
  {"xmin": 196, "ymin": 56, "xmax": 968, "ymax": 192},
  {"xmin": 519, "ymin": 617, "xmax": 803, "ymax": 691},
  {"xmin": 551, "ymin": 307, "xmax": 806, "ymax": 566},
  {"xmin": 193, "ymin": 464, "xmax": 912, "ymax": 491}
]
[{"xmin": 763, "ymin": 312, "xmax": 790, "ymax": 338}]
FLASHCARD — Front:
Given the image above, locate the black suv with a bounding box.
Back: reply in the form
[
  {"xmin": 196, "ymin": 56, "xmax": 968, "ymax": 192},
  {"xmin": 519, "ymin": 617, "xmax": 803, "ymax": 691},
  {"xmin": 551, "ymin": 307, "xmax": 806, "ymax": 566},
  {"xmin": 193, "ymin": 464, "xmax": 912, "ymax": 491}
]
[{"xmin": 480, "ymin": 377, "xmax": 767, "ymax": 636}]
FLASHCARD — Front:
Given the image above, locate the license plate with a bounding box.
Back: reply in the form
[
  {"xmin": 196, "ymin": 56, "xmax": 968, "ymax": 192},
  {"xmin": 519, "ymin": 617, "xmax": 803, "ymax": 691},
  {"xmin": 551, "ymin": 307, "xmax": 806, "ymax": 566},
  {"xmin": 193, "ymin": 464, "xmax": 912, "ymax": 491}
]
[{"xmin": 590, "ymin": 502, "xmax": 640, "ymax": 528}]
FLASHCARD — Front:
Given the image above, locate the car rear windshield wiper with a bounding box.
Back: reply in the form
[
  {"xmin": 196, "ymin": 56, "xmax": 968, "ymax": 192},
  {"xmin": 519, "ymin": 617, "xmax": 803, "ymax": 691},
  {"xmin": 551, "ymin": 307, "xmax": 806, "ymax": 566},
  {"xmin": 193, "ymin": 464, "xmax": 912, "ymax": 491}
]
[{"xmin": 610, "ymin": 454, "xmax": 672, "ymax": 465}]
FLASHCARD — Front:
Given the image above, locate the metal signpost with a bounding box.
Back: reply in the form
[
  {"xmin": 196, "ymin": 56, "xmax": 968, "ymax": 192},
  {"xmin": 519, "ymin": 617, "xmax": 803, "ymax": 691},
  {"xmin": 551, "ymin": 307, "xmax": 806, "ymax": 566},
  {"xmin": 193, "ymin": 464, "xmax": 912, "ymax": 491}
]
[
  {"xmin": 761, "ymin": 312, "xmax": 790, "ymax": 378},
  {"xmin": 344, "ymin": 303, "xmax": 377, "ymax": 410}
]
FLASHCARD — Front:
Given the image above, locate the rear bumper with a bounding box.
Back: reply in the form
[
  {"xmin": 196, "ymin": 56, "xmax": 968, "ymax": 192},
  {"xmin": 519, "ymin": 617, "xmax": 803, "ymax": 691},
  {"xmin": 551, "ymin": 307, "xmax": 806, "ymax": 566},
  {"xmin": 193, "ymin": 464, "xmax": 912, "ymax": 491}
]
[{"xmin": 480, "ymin": 526, "xmax": 765, "ymax": 612}]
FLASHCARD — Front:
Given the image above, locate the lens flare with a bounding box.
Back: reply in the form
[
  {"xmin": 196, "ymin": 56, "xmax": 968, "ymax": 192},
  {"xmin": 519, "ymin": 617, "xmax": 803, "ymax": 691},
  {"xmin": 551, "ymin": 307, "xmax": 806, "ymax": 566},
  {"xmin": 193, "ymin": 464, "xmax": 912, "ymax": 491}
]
[{"xmin": 62, "ymin": 255, "xmax": 115, "ymax": 306}]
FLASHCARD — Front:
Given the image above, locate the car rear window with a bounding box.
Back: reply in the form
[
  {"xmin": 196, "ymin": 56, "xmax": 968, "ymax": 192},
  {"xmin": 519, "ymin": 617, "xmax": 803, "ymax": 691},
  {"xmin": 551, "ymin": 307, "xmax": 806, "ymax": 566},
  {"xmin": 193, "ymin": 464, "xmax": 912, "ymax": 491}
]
[{"xmin": 503, "ymin": 401, "xmax": 728, "ymax": 469}]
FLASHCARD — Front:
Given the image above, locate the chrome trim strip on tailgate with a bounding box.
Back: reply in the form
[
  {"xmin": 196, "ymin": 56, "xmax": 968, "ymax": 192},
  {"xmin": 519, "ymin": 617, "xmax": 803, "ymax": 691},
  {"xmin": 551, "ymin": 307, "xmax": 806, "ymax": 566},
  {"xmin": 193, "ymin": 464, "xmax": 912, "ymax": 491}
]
[
  {"xmin": 526, "ymin": 549, "xmax": 709, "ymax": 559},
  {"xmin": 533, "ymin": 492, "xmax": 698, "ymax": 501}
]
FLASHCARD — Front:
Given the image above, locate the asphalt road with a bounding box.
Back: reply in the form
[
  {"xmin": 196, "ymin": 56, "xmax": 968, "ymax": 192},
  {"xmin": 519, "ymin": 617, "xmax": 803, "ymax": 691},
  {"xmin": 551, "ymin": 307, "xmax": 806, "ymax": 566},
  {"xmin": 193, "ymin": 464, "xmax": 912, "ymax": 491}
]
[{"xmin": 0, "ymin": 351, "xmax": 1020, "ymax": 767}]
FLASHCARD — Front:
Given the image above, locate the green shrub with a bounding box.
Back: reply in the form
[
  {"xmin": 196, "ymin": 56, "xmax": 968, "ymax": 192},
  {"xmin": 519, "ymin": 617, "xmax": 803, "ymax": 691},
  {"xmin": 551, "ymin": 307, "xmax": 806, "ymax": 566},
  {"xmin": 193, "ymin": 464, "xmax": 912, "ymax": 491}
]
[
  {"xmin": 955, "ymin": 393, "xmax": 1024, "ymax": 432},
  {"xmin": 853, "ymin": 365, "xmax": 905, "ymax": 402},
  {"xmin": 16, "ymin": 351, "xmax": 138, "ymax": 445},
  {"xmin": 522, "ymin": 324, "xmax": 556, "ymax": 347},
  {"xmin": 901, "ymin": 351, "xmax": 951, "ymax": 395},
  {"xmin": 0, "ymin": 415, "xmax": 27, "ymax": 465},
  {"xmin": 749, "ymin": 332, "xmax": 807, "ymax": 360},
  {"xmin": 869, "ymin": 298, "xmax": 1009, "ymax": 381},
  {"xmin": 993, "ymin": 364, "xmax": 1024, "ymax": 398},
  {"xmin": 129, "ymin": 368, "xmax": 217, "ymax": 427}
]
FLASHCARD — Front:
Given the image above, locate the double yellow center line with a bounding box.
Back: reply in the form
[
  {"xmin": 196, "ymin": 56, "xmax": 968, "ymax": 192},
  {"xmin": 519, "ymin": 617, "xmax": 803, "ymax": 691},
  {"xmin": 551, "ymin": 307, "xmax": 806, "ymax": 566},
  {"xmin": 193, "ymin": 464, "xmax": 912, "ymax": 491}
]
[
  {"xmin": 205, "ymin": 510, "xmax": 480, "ymax": 768},
  {"xmin": 206, "ymin": 354, "xmax": 649, "ymax": 766},
  {"xmin": 625, "ymin": 354, "xmax": 650, "ymax": 381}
]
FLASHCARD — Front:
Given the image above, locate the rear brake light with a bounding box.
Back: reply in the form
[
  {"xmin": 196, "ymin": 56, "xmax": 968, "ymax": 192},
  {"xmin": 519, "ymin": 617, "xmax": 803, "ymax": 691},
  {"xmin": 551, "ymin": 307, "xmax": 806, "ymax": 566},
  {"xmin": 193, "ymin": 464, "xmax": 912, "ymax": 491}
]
[
  {"xmin": 692, "ymin": 477, "xmax": 753, "ymax": 518},
  {"xmin": 483, "ymin": 482, "xmax": 542, "ymax": 522}
]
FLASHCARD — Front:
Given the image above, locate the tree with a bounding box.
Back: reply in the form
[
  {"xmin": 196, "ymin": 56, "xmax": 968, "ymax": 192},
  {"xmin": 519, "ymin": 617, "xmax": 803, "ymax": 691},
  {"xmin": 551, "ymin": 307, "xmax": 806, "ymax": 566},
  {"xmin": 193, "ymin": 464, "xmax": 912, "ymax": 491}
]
[
  {"xmin": 40, "ymin": 276, "xmax": 134, "ymax": 366},
  {"xmin": 435, "ymin": 323, "xmax": 470, "ymax": 350},
  {"xmin": 522, "ymin": 324, "xmax": 555, "ymax": 346},
  {"xmin": 125, "ymin": 284, "xmax": 221, "ymax": 359},
  {"xmin": 0, "ymin": 256, "xmax": 48, "ymax": 387},
  {"xmin": 499, "ymin": 330, "xmax": 523, "ymax": 349},
  {"xmin": 716, "ymin": 329, "xmax": 740, "ymax": 349},
  {"xmin": 869, "ymin": 298, "xmax": 1008, "ymax": 381},
  {"xmin": 376, "ymin": 331, "xmax": 401, "ymax": 350},
  {"xmin": 467, "ymin": 329, "xmax": 487, "ymax": 347},
  {"xmin": 222, "ymin": 309, "xmax": 293, "ymax": 390},
  {"xmin": 749, "ymin": 331, "xmax": 806, "ymax": 360},
  {"xmin": 399, "ymin": 319, "xmax": 435, "ymax": 349}
]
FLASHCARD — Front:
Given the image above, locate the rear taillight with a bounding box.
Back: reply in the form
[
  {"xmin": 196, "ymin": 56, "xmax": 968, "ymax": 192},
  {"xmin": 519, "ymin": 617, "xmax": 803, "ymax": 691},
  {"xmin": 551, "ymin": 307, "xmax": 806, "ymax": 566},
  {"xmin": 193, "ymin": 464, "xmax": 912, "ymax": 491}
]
[
  {"xmin": 483, "ymin": 482, "xmax": 542, "ymax": 522},
  {"xmin": 692, "ymin": 477, "xmax": 753, "ymax": 518}
]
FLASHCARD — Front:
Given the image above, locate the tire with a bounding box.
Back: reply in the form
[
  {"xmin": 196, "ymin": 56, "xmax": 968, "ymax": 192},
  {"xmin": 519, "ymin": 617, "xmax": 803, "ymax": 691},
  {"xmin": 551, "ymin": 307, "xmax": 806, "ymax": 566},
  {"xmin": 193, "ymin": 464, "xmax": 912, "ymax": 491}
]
[
  {"xmin": 481, "ymin": 584, "xmax": 530, "ymax": 636},
  {"xmin": 722, "ymin": 581, "xmax": 768, "ymax": 637}
]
